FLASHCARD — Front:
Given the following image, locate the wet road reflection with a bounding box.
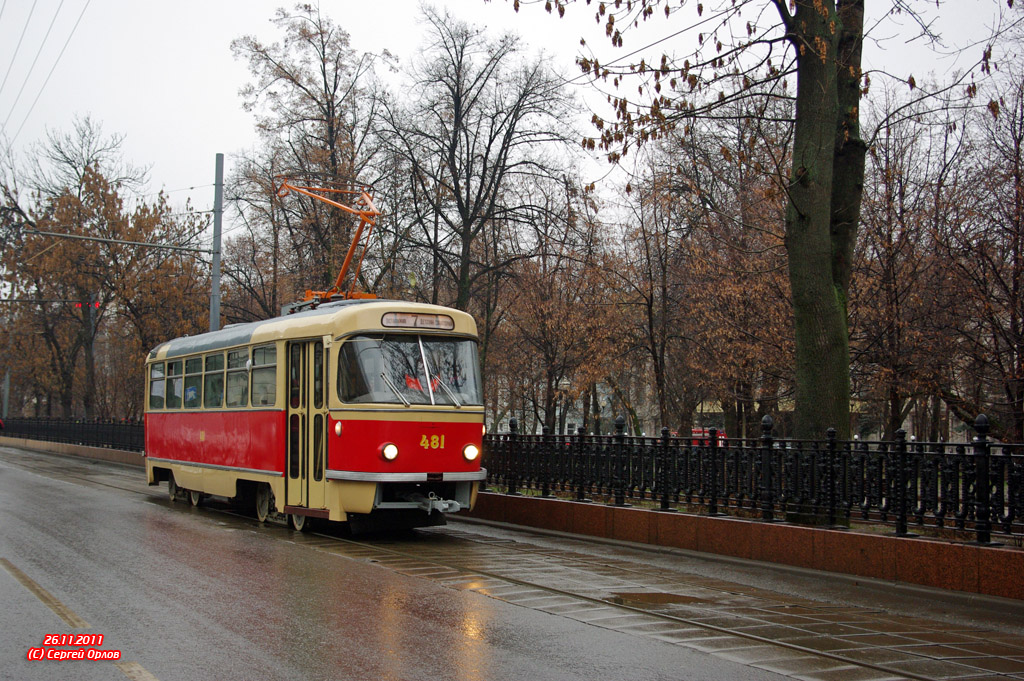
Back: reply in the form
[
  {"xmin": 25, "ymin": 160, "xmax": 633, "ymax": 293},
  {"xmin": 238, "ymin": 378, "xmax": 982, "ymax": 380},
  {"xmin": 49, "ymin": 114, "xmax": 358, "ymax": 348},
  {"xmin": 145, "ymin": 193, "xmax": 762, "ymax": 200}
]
[{"xmin": 0, "ymin": 447, "xmax": 786, "ymax": 681}]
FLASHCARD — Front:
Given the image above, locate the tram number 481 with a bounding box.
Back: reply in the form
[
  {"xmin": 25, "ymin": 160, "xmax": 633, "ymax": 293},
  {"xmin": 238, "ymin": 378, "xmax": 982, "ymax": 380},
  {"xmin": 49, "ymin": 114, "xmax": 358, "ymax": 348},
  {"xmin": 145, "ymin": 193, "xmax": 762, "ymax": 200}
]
[{"xmin": 420, "ymin": 434, "xmax": 445, "ymax": 450}]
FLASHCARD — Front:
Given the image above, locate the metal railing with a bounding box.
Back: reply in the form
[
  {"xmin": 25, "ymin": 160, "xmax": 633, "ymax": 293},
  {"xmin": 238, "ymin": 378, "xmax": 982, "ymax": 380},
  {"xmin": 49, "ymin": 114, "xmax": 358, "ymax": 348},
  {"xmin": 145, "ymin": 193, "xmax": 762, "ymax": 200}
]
[
  {"xmin": 1, "ymin": 418, "xmax": 144, "ymax": 452},
  {"xmin": 484, "ymin": 414, "xmax": 1024, "ymax": 543}
]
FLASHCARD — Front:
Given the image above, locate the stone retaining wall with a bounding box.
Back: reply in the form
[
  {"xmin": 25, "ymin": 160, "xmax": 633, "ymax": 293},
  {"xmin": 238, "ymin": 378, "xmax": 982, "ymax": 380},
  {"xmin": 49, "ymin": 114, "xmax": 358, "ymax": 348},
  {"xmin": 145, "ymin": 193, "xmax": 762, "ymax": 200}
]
[{"xmin": 0, "ymin": 436, "xmax": 144, "ymax": 468}]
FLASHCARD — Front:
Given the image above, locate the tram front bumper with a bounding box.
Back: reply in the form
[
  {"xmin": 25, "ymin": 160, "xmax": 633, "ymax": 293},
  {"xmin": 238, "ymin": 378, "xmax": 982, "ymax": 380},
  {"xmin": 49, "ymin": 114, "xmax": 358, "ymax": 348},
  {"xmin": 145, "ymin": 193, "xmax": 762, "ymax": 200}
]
[{"xmin": 406, "ymin": 492, "xmax": 461, "ymax": 514}]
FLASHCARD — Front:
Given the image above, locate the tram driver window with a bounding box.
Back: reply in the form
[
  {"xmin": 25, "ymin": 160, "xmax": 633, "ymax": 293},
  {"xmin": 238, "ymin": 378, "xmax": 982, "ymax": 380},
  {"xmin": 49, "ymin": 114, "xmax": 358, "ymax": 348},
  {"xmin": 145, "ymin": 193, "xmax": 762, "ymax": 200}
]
[
  {"xmin": 337, "ymin": 335, "xmax": 431, "ymax": 405},
  {"xmin": 338, "ymin": 340, "xmax": 373, "ymax": 402}
]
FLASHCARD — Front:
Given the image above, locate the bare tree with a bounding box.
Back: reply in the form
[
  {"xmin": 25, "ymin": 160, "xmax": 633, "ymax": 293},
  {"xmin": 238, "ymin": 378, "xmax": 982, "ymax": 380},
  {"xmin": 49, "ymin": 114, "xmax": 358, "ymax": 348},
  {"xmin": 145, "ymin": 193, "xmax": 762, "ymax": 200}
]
[
  {"xmin": 1, "ymin": 120, "xmax": 206, "ymax": 418},
  {"xmin": 511, "ymin": 0, "xmax": 1018, "ymax": 437},
  {"xmin": 228, "ymin": 4, "xmax": 393, "ymax": 310},
  {"xmin": 380, "ymin": 6, "xmax": 576, "ymax": 310},
  {"xmin": 937, "ymin": 67, "xmax": 1024, "ymax": 439}
]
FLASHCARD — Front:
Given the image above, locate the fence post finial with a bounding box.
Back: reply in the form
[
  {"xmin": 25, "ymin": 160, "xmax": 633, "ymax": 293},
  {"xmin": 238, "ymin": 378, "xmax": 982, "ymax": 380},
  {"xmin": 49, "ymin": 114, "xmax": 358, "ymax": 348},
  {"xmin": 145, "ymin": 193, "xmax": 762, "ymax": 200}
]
[{"xmin": 974, "ymin": 413, "xmax": 989, "ymax": 437}]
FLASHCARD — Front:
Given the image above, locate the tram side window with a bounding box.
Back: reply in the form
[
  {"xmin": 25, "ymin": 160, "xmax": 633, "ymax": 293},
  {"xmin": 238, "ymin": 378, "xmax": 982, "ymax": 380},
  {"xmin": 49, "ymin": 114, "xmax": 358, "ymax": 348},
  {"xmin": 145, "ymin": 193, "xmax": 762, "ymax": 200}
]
[
  {"xmin": 204, "ymin": 353, "xmax": 224, "ymax": 408},
  {"xmin": 184, "ymin": 357, "xmax": 203, "ymax": 409},
  {"xmin": 148, "ymin": 363, "xmax": 165, "ymax": 409},
  {"xmin": 251, "ymin": 344, "xmax": 277, "ymax": 406},
  {"xmin": 166, "ymin": 360, "xmax": 183, "ymax": 409},
  {"xmin": 226, "ymin": 349, "xmax": 249, "ymax": 407}
]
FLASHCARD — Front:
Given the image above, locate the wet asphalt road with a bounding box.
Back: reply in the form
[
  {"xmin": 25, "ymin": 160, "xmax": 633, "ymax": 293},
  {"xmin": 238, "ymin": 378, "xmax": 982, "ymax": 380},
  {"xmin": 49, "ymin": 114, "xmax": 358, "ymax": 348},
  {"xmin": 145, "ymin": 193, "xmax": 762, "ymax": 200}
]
[{"xmin": 0, "ymin": 447, "xmax": 788, "ymax": 681}]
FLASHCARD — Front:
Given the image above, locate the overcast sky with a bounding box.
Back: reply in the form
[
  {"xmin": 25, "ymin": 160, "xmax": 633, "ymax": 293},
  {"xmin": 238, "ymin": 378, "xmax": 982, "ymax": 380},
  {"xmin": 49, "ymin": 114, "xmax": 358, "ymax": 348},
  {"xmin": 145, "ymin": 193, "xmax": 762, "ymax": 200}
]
[{"xmin": 0, "ymin": 0, "xmax": 1008, "ymax": 232}]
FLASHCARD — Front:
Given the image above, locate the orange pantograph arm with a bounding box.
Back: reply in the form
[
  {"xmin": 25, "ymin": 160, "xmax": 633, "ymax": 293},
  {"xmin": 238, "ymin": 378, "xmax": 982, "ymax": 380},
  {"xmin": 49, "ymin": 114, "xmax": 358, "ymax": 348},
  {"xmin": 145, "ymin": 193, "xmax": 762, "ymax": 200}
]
[{"xmin": 277, "ymin": 179, "xmax": 381, "ymax": 300}]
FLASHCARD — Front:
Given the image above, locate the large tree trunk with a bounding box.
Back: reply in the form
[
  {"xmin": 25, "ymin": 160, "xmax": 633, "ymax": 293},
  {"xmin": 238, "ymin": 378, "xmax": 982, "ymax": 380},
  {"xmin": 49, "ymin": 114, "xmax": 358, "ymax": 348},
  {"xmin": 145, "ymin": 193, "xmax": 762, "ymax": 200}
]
[
  {"xmin": 831, "ymin": 0, "xmax": 867, "ymax": 300},
  {"xmin": 784, "ymin": 0, "xmax": 851, "ymax": 439}
]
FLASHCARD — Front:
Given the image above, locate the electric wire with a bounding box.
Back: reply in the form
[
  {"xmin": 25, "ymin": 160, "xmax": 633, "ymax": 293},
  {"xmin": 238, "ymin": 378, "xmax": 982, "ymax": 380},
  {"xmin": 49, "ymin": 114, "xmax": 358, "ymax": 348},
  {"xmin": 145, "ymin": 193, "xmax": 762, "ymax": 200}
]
[
  {"xmin": 6, "ymin": 0, "xmax": 90, "ymax": 150},
  {"xmin": 132, "ymin": 183, "xmax": 215, "ymax": 199},
  {"xmin": 1, "ymin": 0, "xmax": 67, "ymax": 131},
  {"xmin": 0, "ymin": 0, "xmax": 39, "ymax": 105}
]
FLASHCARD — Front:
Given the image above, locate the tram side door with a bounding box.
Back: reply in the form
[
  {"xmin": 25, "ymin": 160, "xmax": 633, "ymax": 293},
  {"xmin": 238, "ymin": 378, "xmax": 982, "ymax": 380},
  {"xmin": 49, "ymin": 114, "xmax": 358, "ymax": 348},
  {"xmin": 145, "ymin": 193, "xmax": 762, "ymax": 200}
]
[
  {"xmin": 286, "ymin": 340, "xmax": 328, "ymax": 511},
  {"xmin": 307, "ymin": 339, "xmax": 327, "ymax": 510}
]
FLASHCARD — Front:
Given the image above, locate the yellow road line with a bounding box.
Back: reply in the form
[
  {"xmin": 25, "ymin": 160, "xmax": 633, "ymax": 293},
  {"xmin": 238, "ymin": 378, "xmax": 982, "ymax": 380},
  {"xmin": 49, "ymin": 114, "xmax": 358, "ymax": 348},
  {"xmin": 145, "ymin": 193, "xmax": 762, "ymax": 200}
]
[
  {"xmin": 115, "ymin": 661, "xmax": 162, "ymax": 681},
  {"xmin": 0, "ymin": 557, "xmax": 89, "ymax": 628}
]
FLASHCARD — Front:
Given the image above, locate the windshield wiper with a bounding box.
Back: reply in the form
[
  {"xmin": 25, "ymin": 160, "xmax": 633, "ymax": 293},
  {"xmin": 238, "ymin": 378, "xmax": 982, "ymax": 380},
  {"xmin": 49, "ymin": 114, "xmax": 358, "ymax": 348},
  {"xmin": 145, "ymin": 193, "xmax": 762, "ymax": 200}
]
[
  {"xmin": 433, "ymin": 377, "xmax": 462, "ymax": 408},
  {"xmin": 380, "ymin": 372, "xmax": 410, "ymax": 407}
]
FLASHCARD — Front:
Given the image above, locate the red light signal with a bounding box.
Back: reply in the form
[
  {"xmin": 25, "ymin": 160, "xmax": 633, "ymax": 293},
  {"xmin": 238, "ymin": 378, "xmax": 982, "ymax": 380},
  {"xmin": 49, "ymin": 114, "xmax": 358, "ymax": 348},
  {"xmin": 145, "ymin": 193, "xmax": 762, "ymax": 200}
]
[{"xmin": 74, "ymin": 301, "xmax": 100, "ymax": 308}]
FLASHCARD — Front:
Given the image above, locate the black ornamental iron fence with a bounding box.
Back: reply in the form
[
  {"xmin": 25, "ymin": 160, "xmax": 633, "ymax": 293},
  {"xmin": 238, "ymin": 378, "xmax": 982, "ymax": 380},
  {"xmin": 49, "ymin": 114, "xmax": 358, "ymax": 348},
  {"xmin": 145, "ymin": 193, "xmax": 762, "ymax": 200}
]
[
  {"xmin": 483, "ymin": 414, "xmax": 1024, "ymax": 544},
  {"xmin": 1, "ymin": 417, "xmax": 144, "ymax": 453}
]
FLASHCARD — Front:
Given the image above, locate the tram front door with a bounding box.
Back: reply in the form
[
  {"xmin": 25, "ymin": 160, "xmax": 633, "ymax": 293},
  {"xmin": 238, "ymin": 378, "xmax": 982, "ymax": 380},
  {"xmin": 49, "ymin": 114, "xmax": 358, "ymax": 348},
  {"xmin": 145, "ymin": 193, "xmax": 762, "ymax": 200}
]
[{"xmin": 285, "ymin": 339, "xmax": 328, "ymax": 514}]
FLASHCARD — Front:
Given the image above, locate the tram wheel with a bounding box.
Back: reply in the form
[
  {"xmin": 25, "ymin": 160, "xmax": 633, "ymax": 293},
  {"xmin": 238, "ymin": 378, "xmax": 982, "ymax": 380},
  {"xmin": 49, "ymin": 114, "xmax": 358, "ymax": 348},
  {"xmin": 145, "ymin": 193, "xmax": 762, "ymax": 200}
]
[
  {"xmin": 289, "ymin": 513, "xmax": 309, "ymax": 532},
  {"xmin": 254, "ymin": 484, "xmax": 271, "ymax": 523},
  {"xmin": 168, "ymin": 477, "xmax": 178, "ymax": 502},
  {"xmin": 189, "ymin": 489, "xmax": 202, "ymax": 507}
]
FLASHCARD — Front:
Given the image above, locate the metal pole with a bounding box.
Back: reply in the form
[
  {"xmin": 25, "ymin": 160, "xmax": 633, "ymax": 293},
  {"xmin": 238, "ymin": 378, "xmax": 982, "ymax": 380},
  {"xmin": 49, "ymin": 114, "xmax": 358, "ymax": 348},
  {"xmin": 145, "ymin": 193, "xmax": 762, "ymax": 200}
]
[
  {"xmin": 1, "ymin": 368, "xmax": 8, "ymax": 420},
  {"xmin": 210, "ymin": 153, "xmax": 224, "ymax": 332},
  {"xmin": 2, "ymin": 303, "xmax": 10, "ymax": 419},
  {"xmin": 760, "ymin": 415, "xmax": 775, "ymax": 522},
  {"xmin": 612, "ymin": 415, "xmax": 627, "ymax": 507},
  {"xmin": 708, "ymin": 427, "xmax": 721, "ymax": 516},
  {"xmin": 659, "ymin": 426, "xmax": 676, "ymax": 512},
  {"xmin": 507, "ymin": 418, "xmax": 521, "ymax": 496},
  {"xmin": 973, "ymin": 414, "xmax": 992, "ymax": 544}
]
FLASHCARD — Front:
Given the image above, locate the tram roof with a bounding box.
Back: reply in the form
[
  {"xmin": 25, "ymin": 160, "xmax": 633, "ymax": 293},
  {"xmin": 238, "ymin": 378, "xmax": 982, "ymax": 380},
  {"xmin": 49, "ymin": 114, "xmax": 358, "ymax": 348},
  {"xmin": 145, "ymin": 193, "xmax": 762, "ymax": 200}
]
[{"xmin": 147, "ymin": 299, "xmax": 477, "ymax": 361}]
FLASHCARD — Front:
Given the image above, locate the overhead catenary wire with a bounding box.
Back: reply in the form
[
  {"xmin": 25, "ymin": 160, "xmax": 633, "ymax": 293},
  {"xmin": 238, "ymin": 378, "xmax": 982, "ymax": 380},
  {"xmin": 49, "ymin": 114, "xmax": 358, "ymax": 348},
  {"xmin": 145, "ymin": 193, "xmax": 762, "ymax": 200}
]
[
  {"xmin": 22, "ymin": 228, "xmax": 210, "ymax": 254},
  {"xmin": 161, "ymin": 209, "xmax": 214, "ymax": 218},
  {"xmin": 1, "ymin": 0, "xmax": 67, "ymax": 132},
  {"xmin": 131, "ymin": 183, "xmax": 215, "ymax": 200},
  {"xmin": 5, "ymin": 0, "xmax": 91, "ymax": 151},
  {"xmin": 0, "ymin": 0, "xmax": 39, "ymax": 104}
]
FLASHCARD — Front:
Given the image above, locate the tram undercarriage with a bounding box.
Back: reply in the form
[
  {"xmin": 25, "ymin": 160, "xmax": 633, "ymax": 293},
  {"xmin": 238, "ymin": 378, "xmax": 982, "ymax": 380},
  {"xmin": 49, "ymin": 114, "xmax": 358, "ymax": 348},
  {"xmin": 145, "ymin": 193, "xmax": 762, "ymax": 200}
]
[{"xmin": 148, "ymin": 461, "xmax": 478, "ymax": 532}]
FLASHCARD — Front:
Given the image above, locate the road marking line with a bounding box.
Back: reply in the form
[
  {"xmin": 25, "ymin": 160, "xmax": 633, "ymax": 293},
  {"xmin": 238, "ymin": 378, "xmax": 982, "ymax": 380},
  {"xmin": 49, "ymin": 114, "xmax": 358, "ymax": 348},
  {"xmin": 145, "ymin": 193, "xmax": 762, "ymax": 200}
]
[
  {"xmin": 0, "ymin": 557, "xmax": 89, "ymax": 628},
  {"xmin": 115, "ymin": 661, "xmax": 162, "ymax": 681}
]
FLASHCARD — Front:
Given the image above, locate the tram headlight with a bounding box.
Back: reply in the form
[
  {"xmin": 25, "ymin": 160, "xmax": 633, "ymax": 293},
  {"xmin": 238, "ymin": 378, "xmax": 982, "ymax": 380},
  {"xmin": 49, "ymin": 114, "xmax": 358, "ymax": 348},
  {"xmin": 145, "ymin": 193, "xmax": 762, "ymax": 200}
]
[
  {"xmin": 381, "ymin": 443, "xmax": 399, "ymax": 461},
  {"xmin": 463, "ymin": 444, "xmax": 480, "ymax": 462}
]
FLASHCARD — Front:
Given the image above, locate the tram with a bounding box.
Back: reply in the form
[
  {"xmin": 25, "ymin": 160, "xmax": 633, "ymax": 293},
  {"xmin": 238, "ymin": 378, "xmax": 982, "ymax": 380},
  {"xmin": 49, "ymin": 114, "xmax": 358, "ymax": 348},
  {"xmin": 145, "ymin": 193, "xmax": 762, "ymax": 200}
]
[{"xmin": 144, "ymin": 181, "xmax": 485, "ymax": 531}]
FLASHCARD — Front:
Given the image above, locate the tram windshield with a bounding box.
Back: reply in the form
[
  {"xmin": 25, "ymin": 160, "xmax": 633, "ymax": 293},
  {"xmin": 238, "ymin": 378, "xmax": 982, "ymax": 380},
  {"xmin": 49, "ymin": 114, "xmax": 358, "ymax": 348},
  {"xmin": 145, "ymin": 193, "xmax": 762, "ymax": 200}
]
[{"xmin": 338, "ymin": 334, "xmax": 483, "ymax": 406}]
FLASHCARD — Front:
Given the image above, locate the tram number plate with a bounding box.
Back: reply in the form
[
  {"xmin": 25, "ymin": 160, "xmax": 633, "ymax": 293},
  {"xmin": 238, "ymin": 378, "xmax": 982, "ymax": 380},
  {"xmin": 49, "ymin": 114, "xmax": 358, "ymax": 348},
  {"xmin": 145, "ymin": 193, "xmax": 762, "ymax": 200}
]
[{"xmin": 420, "ymin": 434, "xmax": 446, "ymax": 450}]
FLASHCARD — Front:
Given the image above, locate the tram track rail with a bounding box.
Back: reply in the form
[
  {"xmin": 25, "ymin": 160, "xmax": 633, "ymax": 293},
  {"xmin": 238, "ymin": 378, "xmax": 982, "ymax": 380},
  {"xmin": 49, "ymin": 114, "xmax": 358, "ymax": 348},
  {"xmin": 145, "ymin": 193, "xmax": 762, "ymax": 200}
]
[
  {"xmin": 5, "ymin": 446, "xmax": 1023, "ymax": 681},
  {"xmin": 290, "ymin": 529, "xmax": 944, "ymax": 681}
]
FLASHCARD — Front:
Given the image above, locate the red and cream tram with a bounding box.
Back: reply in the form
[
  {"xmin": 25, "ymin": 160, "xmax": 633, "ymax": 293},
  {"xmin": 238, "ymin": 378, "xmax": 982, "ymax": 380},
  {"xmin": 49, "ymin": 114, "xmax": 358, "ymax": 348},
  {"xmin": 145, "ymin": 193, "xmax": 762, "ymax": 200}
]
[{"xmin": 144, "ymin": 300, "xmax": 486, "ymax": 531}]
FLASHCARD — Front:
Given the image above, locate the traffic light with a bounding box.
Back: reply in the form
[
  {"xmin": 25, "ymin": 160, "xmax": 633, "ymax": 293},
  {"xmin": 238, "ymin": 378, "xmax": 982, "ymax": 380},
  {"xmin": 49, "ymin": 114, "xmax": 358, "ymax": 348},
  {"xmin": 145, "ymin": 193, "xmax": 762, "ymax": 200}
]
[{"xmin": 74, "ymin": 302, "xmax": 100, "ymax": 309}]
